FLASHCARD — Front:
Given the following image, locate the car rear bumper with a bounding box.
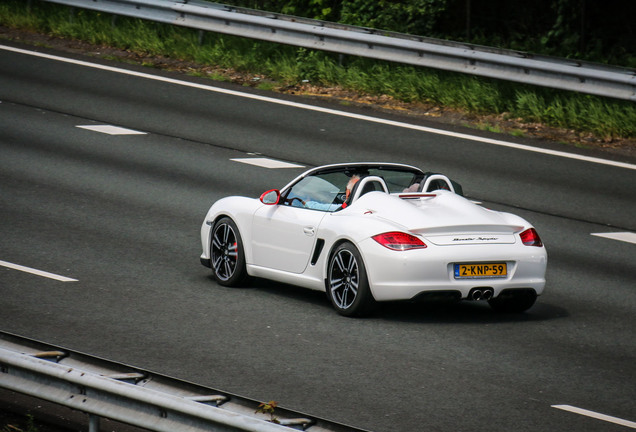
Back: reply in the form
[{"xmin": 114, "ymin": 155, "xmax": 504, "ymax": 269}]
[{"xmin": 359, "ymin": 238, "xmax": 547, "ymax": 302}]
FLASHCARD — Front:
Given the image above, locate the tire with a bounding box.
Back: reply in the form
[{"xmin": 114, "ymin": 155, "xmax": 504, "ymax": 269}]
[
  {"xmin": 488, "ymin": 289, "xmax": 537, "ymax": 313},
  {"xmin": 327, "ymin": 242, "xmax": 376, "ymax": 317},
  {"xmin": 210, "ymin": 217, "xmax": 247, "ymax": 286}
]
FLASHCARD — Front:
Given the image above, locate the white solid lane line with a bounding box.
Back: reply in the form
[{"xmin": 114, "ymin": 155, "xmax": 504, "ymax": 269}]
[
  {"xmin": 2, "ymin": 44, "xmax": 635, "ymax": 171},
  {"xmin": 591, "ymin": 232, "xmax": 636, "ymax": 245},
  {"xmin": 0, "ymin": 260, "xmax": 78, "ymax": 282},
  {"xmin": 552, "ymin": 405, "xmax": 636, "ymax": 429}
]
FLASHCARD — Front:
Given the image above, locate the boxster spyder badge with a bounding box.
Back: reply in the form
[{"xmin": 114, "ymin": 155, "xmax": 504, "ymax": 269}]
[{"xmin": 201, "ymin": 163, "xmax": 547, "ymax": 316}]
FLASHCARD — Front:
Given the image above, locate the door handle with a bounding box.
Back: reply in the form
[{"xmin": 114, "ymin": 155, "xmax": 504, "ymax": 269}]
[{"xmin": 303, "ymin": 226, "xmax": 315, "ymax": 236}]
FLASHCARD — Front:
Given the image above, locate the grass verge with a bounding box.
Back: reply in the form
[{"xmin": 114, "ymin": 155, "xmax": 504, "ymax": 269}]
[{"xmin": 1, "ymin": 413, "xmax": 39, "ymax": 432}]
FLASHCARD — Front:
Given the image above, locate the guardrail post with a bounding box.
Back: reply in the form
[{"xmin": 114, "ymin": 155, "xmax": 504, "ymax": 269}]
[{"xmin": 89, "ymin": 414, "xmax": 100, "ymax": 432}]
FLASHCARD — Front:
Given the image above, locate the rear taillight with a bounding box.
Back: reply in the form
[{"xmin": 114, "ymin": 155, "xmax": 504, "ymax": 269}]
[
  {"xmin": 372, "ymin": 232, "xmax": 427, "ymax": 251},
  {"xmin": 520, "ymin": 228, "xmax": 543, "ymax": 247}
]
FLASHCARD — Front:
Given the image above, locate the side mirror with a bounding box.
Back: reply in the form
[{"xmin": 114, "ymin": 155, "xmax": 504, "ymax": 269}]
[{"xmin": 260, "ymin": 189, "xmax": 280, "ymax": 205}]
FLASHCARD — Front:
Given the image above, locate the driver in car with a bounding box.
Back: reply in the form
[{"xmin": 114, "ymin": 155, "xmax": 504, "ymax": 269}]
[{"xmin": 305, "ymin": 175, "xmax": 360, "ymax": 211}]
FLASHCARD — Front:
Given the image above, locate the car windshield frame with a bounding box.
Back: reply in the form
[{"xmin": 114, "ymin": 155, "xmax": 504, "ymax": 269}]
[{"xmin": 280, "ymin": 163, "xmax": 425, "ymax": 212}]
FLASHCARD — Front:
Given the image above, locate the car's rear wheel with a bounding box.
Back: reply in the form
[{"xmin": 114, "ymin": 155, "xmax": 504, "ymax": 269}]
[
  {"xmin": 488, "ymin": 289, "xmax": 537, "ymax": 313},
  {"xmin": 327, "ymin": 242, "xmax": 376, "ymax": 317},
  {"xmin": 211, "ymin": 217, "xmax": 247, "ymax": 286}
]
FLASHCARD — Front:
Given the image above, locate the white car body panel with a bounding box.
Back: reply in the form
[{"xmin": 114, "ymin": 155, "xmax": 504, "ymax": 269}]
[
  {"xmin": 201, "ymin": 163, "xmax": 547, "ymax": 308},
  {"xmin": 252, "ymin": 205, "xmax": 327, "ymax": 273}
]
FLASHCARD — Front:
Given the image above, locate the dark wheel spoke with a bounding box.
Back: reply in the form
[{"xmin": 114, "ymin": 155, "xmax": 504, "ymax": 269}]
[
  {"xmin": 212, "ymin": 256, "xmax": 224, "ymax": 273},
  {"xmin": 346, "ymin": 257, "xmax": 356, "ymax": 273},
  {"xmin": 223, "ymin": 260, "xmax": 233, "ymax": 278},
  {"xmin": 334, "ymin": 254, "xmax": 346, "ymax": 273}
]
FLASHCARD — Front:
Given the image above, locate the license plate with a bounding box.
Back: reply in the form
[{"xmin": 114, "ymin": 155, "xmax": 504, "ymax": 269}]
[{"xmin": 454, "ymin": 263, "xmax": 507, "ymax": 278}]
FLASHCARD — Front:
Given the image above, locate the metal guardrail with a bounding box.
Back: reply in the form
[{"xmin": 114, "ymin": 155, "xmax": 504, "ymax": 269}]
[
  {"xmin": 37, "ymin": 0, "xmax": 636, "ymax": 101},
  {"xmin": 0, "ymin": 332, "xmax": 369, "ymax": 432}
]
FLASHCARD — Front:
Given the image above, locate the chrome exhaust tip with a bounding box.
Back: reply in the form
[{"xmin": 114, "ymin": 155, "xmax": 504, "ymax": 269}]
[{"xmin": 469, "ymin": 288, "xmax": 494, "ymax": 301}]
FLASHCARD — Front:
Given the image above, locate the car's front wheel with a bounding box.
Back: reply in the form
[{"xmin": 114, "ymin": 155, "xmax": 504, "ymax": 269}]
[
  {"xmin": 210, "ymin": 217, "xmax": 247, "ymax": 286},
  {"xmin": 327, "ymin": 242, "xmax": 376, "ymax": 317},
  {"xmin": 488, "ymin": 289, "xmax": 537, "ymax": 313}
]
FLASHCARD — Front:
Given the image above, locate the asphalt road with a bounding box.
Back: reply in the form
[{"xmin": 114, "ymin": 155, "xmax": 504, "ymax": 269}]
[{"xmin": 1, "ymin": 42, "xmax": 635, "ymax": 432}]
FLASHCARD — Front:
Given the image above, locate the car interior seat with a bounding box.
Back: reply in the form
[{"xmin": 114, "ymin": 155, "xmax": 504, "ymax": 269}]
[{"xmin": 349, "ymin": 176, "xmax": 389, "ymax": 204}]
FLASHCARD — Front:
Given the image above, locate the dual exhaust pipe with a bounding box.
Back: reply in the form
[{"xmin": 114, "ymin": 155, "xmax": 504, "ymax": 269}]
[{"xmin": 468, "ymin": 288, "xmax": 494, "ymax": 301}]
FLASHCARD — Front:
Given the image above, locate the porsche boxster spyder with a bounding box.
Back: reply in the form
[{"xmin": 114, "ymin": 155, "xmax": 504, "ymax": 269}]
[{"xmin": 201, "ymin": 163, "xmax": 547, "ymax": 316}]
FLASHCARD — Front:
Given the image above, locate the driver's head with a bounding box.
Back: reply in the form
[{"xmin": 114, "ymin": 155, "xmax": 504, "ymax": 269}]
[{"xmin": 345, "ymin": 175, "xmax": 360, "ymax": 199}]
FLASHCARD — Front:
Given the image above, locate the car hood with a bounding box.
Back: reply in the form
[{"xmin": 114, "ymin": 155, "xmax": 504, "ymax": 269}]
[{"xmin": 348, "ymin": 191, "xmax": 526, "ymax": 240}]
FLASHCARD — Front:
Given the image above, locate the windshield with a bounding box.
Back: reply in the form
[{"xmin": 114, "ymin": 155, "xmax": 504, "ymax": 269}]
[
  {"xmin": 283, "ymin": 173, "xmax": 345, "ymax": 212},
  {"xmin": 282, "ymin": 166, "xmax": 422, "ymax": 212}
]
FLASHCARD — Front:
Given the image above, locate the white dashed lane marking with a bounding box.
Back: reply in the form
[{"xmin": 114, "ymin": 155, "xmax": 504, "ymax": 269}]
[
  {"xmin": 231, "ymin": 158, "xmax": 305, "ymax": 169},
  {"xmin": 77, "ymin": 125, "xmax": 146, "ymax": 135},
  {"xmin": 552, "ymin": 405, "xmax": 636, "ymax": 429},
  {"xmin": 591, "ymin": 232, "xmax": 636, "ymax": 245},
  {"xmin": 0, "ymin": 260, "xmax": 78, "ymax": 282}
]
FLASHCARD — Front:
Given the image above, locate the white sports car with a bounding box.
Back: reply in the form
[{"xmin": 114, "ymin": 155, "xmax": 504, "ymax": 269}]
[{"xmin": 201, "ymin": 163, "xmax": 547, "ymax": 316}]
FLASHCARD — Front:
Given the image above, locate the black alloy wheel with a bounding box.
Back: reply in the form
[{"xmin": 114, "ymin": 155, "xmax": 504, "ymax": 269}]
[
  {"xmin": 327, "ymin": 242, "xmax": 376, "ymax": 317},
  {"xmin": 211, "ymin": 217, "xmax": 247, "ymax": 286}
]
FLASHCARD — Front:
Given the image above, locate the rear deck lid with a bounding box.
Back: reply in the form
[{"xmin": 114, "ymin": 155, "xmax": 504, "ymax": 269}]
[
  {"xmin": 424, "ymin": 233, "xmax": 517, "ymax": 245},
  {"xmin": 352, "ymin": 191, "xmax": 524, "ymax": 243}
]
